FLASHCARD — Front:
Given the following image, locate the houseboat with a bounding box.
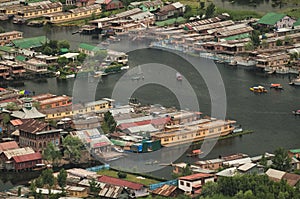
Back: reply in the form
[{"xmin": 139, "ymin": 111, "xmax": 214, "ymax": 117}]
[
  {"xmin": 151, "ymin": 119, "xmax": 236, "ymax": 147},
  {"xmin": 289, "ymin": 76, "xmax": 300, "ymax": 86}
]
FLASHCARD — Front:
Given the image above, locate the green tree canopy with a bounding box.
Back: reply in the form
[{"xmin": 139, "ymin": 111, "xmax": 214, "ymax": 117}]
[
  {"xmin": 272, "ymin": 147, "xmax": 292, "ymax": 172},
  {"xmin": 205, "ymin": 3, "xmax": 215, "ymax": 19},
  {"xmin": 57, "ymin": 168, "xmax": 67, "ymax": 192},
  {"xmin": 58, "ymin": 40, "xmax": 70, "ymax": 49},
  {"xmin": 62, "ymin": 135, "xmax": 84, "ymax": 164},
  {"xmin": 42, "ymin": 142, "xmax": 61, "ymax": 167}
]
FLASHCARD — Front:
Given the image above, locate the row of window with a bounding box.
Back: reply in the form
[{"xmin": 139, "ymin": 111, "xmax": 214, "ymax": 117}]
[
  {"xmin": 51, "ymin": 10, "xmax": 100, "ymax": 21},
  {"xmin": 23, "ymin": 8, "xmax": 61, "ymax": 16}
]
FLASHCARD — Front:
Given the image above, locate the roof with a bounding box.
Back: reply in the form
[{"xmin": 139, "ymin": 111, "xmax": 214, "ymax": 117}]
[
  {"xmin": 98, "ymin": 175, "xmax": 144, "ymax": 190},
  {"xmin": 179, "ymin": 173, "xmax": 214, "ymax": 181},
  {"xmin": 78, "ymin": 43, "xmax": 104, "ymax": 52},
  {"xmin": 257, "ymin": 12, "xmax": 286, "ymax": 26},
  {"xmin": 223, "ymin": 157, "xmax": 252, "ymax": 167},
  {"xmin": 289, "ymin": 149, "xmax": 300, "ymax": 154},
  {"xmin": 266, "ymin": 168, "xmax": 286, "ymax": 181},
  {"xmin": 0, "ymin": 141, "xmax": 19, "ymax": 152},
  {"xmin": 39, "ymin": 95, "xmax": 70, "ymax": 105},
  {"xmin": 172, "ymin": 2, "xmax": 184, "ymax": 9},
  {"xmin": 237, "ymin": 163, "xmax": 257, "ymax": 172},
  {"xmin": 152, "ymin": 184, "xmax": 177, "ymax": 197},
  {"xmin": 12, "ymin": 152, "xmax": 42, "ymax": 163},
  {"xmin": 15, "ymin": 55, "xmax": 26, "ymax": 61},
  {"xmin": 11, "ymin": 107, "xmax": 46, "ymax": 119},
  {"xmin": 98, "ymin": 184, "xmax": 123, "ymax": 198},
  {"xmin": 282, "ymin": 173, "xmax": 300, "ymax": 186},
  {"xmin": 3, "ymin": 147, "xmax": 35, "ymax": 160},
  {"xmin": 126, "ymin": 124, "xmax": 158, "ymax": 134},
  {"xmin": 294, "ymin": 18, "xmax": 300, "ymax": 27},
  {"xmin": 12, "ymin": 36, "xmax": 47, "ymax": 49},
  {"xmin": 0, "ymin": 46, "xmax": 17, "ymax": 53},
  {"xmin": 216, "ymin": 167, "xmax": 237, "ymax": 177},
  {"xmin": 10, "ymin": 119, "xmax": 23, "ymax": 126},
  {"xmin": 60, "ymin": 53, "xmax": 79, "ymax": 59},
  {"xmin": 18, "ymin": 119, "xmax": 48, "ymax": 134}
]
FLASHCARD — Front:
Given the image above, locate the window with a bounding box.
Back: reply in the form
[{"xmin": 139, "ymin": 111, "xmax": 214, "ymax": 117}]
[
  {"xmin": 180, "ymin": 181, "xmax": 184, "ymax": 186},
  {"xmin": 186, "ymin": 182, "xmax": 191, "ymax": 187},
  {"xmin": 209, "ymin": 129, "xmax": 214, "ymax": 133}
]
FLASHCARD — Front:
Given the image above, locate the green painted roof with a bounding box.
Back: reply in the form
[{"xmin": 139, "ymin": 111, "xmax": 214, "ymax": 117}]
[
  {"xmin": 15, "ymin": 55, "xmax": 26, "ymax": 61},
  {"xmin": 79, "ymin": 43, "xmax": 104, "ymax": 52},
  {"xmin": 155, "ymin": 17, "xmax": 186, "ymax": 27},
  {"xmin": 294, "ymin": 18, "xmax": 300, "ymax": 27},
  {"xmin": 12, "ymin": 36, "xmax": 48, "ymax": 49},
  {"xmin": 60, "ymin": 48, "xmax": 69, "ymax": 53},
  {"xmin": 0, "ymin": 46, "xmax": 16, "ymax": 53},
  {"xmin": 223, "ymin": 33, "xmax": 250, "ymax": 41},
  {"xmin": 289, "ymin": 149, "xmax": 300, "ymax": 153},
  {"xmin": 257, "ymin": 12, "xmax": 286, "ymax": 26}
]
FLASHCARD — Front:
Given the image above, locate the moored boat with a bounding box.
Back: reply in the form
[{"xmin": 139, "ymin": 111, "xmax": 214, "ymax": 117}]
[
  {"xmin": 228, "ymin": 60, "xmax": 237, "ymax": 66},
  {"xmin": 292, "ymin": 110, "xmax": 300, "ymax": 115},
  {"xmin": 270, "ymin": 83, "xmax": 283, "ymax": 89},
  {"xmin": 250, "ymin": 86, "xmax": 267, "ymax": 93},
  {"xmin": 176, "ymin": 72, "xmax": 182, "ymax": 81},
  {"xmin": 232, "ymin": 125, "xmax": 243, "ymax": 133},
  {"xmin": 187, "ymin": 149, "xmax": 203, "ymax": 157},
  {"xmin": 289, "ymin": 76, "xmax": 300, "ymax": 86}
]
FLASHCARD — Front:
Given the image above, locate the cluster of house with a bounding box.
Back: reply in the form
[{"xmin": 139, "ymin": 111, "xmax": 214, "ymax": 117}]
[
  {"xmin": 0, "ymin": 0, "xmax": 185, "ymax": 26},
  {"xmin": 148, "ymin": 12, "xmax": 300, "ymax": 74},
  {"xmin": 170, "ymin": 150, "xmax": 300, "ymax": 197},
  {"xmin": 0, "ymin": 31, "xmax": 129, "ymax": 79}
]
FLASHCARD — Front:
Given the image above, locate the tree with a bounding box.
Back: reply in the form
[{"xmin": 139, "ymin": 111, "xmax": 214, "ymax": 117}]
[
  {"xmin": 245, "ymin": 41, "xmax": 254, "ymax": 51},
  {"xmin": 57, "ymin": 168, "xmax": 67, "ymax": 192},
  {"xmin": 62, "ymin": 135, "xmax": 84, "ymax": 164},
  {"xmin": 43, "ymin": 46, "xmax": 53, "ymax": 56},
  {"xmin": 276, "ymin": 39, "xmax": 283, "ymax": 46},
  {"xmin": 41, "ymin": 169, "xmax": 55, "ymax": 192},
  {"xmin": 284, "ymin": 36, "xmax": 291, "ymax": 45},
  {"xmin": 77, "ymin": 52, "xmax": 87, "ymax": 63},
  {"xmin": 18, "ymin": 186, "xmax": 21, "ymax": 196},
  {"xmin": 57, "ymin": 57, "xmax": 69, "ymax": 67},
  {"xmin": 102, "ymin": 111, "xmax": 116, "ymax": 134},
  {"xmin": 43, "ymin": 142, "xmax": 61, "ymax": 166},
  {"xmin": 201, "ymin": 181, "xmax": 219, "ymax": 197},
  {"xmin": 58, "ymin": 40, "xmax": 70, "ymax": 49},
  {"xmin": 205, "ymin": 3, "xmax": 215, "ymax": 19},
  {"xmin": 272, "ymin": 147, "xmax": 292, "ymax": 171},
  {"xmin": 95, "ymin": 50, "xmax": 108, "ymax": 62},
  {"xmin": 117, "ymin": 171, "xmax": 127, "ymax": 179},
  {"xmin": 261, "ymin": 39, "xmax": 268, "ymax": 49},
  {"xmin": 89, "ymin": 178, "xmax": 101, "ymax": 196},
  {"xmin": 259, "ymin": 154, "xmax": 268, "ymax": 171},
  {"xmin": 250, "ymin": 30, "xmax": 260, "ymax": 47}
]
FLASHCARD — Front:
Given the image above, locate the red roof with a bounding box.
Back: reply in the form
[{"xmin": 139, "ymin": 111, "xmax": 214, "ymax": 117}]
[
  {"xmin": 0, "ymin": 141, "xmax": 19, "ymax": 151},
  {"xmin": 12, "ymin": 152, "xmax": 42, "ymax": 163},
  {"xmin": 179, "ymin": 173, "xmax": 214, "ymax": 181},
  {"xmin": 10, "ymin": 119, "xmax": 23, "ymax": 126},
  {"xmin": 118, "ymin": 117, "xmax": 170, "ymax": 130},
  {"xmin": 98, "ymin": 175, "xmax": 144, "ymax": 190}
]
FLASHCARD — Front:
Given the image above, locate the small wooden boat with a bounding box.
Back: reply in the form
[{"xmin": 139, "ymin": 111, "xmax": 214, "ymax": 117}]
[
  {"xmin": 187, "ymin": 149, "xmax": 203, "ymax": 157},
  {"xmin": 176, "ymin": 72, "xmax": 182, "ymax": 81},
  {"xmin": 270, "ymin": 83, "xmax": 283, "ymax": 89},
  {"xmin": 229, "ymin": 60, "xmax": 237, "ymax": 66},
  {"xmin": 250, "ymin": 86, "xmax": 267, "ymax": 93}
]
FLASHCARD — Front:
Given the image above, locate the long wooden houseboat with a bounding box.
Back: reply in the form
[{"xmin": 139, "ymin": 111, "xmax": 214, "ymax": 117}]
[{"xmin": 151, "ymin": 119, "xmax": 236, "ymax": 147}]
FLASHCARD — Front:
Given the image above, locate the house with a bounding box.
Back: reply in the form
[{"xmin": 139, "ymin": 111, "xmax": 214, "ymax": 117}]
[
  {"xmin": 11, "ymin": 98, "xmax": 46, "ymax": 120},
  {"xmin": 0, "ymin": 31, "xmax": 23, "ymax": 46},
  {"xmin": 0, "ymin": 46, "xmax": 18, "ymax": 60},
  {"xmin": 76, "ymin": 0, "xmax": 96, "ymax": 7},
  {"xmin": 12, "ymin": 36, "xmax": 47, "ymax": 49},
  {"xmin": 78, "ymin": 43, "xmax": 105, "ymax": 57},
  {"xmin": 151, "ymin": 184, "xmax": 182, "ymax": 198},
  {"xmin": 0, "ymin": 141, "xmax": 19, "ymax": 153},
  {"xmin": 257, "ymin": 12, "xmax": 296, "ymax": 29},
  {"xmin": 98, "ymin": 184, "xmax": 128, "ymax": 198},
  {"xmin": 101, "ymin": 0, "xmax": 124, "ymax": 11},
  {"xmin": 155, "ymin": 4, "xmax": 176, "ymax": 21},
  {"xmin": 18, "ymin": 119, "xmax": 61, "ymax": 151},
  {"xmin": 0, "ymin": 60, "xmax": 26, "ymax": 78},
  {"xmin": 237, "ymin": 163, "xmax": 263, "ymax": 174},
  {"xmin": 139, "ymin": 0, "xmax": 163, "ymax": 12},
  {"xmin": 172, "ymin": 162, "xmax": 188, "ymax": 174},
  {"xmin": 178, "ymin": 173, "xmax": 215, "ymax": 194},
  {"xmin": 66, "ymin": 186, "xmax": 88, "ymax": 198},
  {"xmin": 97, "ymin": 175, "xmax": 148, "ymax": 197},
  {"xmin": 37, "ymin": 95, "xmax": 72, "ymax": 109},
  {"xmin": 282, "ymin": 173, "xmax": 300, "ymax": 187},
  {"xmin": 222, "ymin": 157, "xmax": 252, "ymax": 167},
  {"xmin": 0, "ymin": 65, "xmax": 9, "ymax": 79},
  {"xmin": 288, "ymin": 148, "xmax": 300, "ymax": 159},
  {"xmin": 265, "ymin": 168, "xmax": 286, "ymax": 182},
  {"xmin": 0, "ymin": 147, "xmax": 42, "ymax": 171}
]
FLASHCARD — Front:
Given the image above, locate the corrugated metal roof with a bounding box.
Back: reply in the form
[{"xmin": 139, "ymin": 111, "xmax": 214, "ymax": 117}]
[
  {"xmin": 12, "ymin": 151, "xmax": 42, "ymax": 163},
  {"xmin": 0, "ymin": 141, "xmax": 19, "ymax": 152},
  {"xmin": 10, "ymin": 119, "xmax": 23, "ymax": 126},
  {"xmin": 152, "ymin": 184, "xmax": 177, "ymax": 197},
  {"xmin": 12, "ymin": 36, "xmax": 48, "ymax": 49},
  {"xmin": 18, "ymin": 119, "xmax": 48, "ymax": 134},
  {"xmin": 282, "ymin": 173, "xmax": 300, "ymax": 186},
  {"xmin": 98, "ymin": 184, "xmax": 123, "ymax": 198},
  {"xmin": 266, "ymin": 168, "xmax": 286, "ymax": 180},
  {"xmin": 98, "ymin": 175, "xmax": 144, "ymax": 190},
  {"xmin": 257, "ymin": 12, "xmax": 286, "ymax": 26},
  {"xmin": 179, "ymin": 173, "xmax": 214, "ymax": 181}
]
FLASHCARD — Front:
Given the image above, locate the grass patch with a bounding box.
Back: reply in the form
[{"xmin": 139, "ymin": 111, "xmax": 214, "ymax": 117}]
[
  {"xmin": 155, "ymin": 17, "xmax": 186, "ymax": 27},
  {"xmin": 216, "ymin": 7, "xmax": 263, "ymax": 21},
  {"xmin": 97, "ymin": 169, "xmax": 161, "ymax": 186}
]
